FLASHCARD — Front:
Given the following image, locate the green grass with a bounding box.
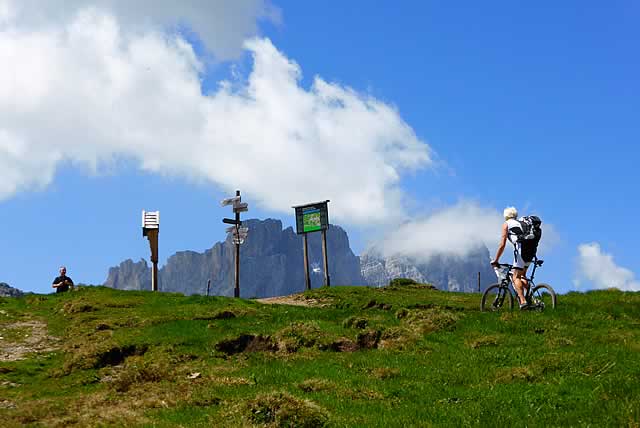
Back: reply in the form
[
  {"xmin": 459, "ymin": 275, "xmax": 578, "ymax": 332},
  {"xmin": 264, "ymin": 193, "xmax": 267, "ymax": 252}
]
[{"xmin": 0, "ymin": 285, "xmax": 639, "ymax": 427}]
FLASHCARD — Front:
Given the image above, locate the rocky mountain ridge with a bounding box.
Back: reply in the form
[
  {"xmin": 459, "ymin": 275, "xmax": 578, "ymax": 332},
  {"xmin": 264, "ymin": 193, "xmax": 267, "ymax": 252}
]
[
  {"xmin": 360, "ymin": 246, "xmax": 496, "ymax": 293},
  {"xmin": 105, "ymin": 219, "xmax": 363, "ymax": 297},
  {"xmin": 104, "ymin": 218, "xmax": 497, "ymax": 296},
  {"xmin": 0, "ymin": 282, "xmax": 24, "ymax": 298}
]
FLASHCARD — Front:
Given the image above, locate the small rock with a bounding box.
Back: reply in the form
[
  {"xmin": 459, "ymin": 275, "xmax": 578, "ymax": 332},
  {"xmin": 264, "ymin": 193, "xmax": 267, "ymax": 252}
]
[
  {"xmin": 0, "ymin": 400, "xmax": 16, "ymax": 409},
  {"xmin": 188, "ymin": 372, "xmax": 201, "ymax": 379}
]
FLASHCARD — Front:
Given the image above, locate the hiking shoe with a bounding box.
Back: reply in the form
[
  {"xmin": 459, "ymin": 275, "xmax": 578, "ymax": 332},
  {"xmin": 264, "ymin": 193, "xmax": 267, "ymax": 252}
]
[{"xmin": 519, "ymin": 302, "xmax": 530, "ymax": 311}]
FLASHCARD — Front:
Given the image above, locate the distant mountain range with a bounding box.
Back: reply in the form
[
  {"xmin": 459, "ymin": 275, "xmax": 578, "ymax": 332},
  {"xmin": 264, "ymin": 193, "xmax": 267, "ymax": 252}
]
[
  {"xmin": 105, "ymin": 219, "xmax": 363, "ymax": 297},
  {"xmin": 104, "ymin": 218, "xmax": 496, "ymax": 297},
  {"xmin": 360, "ymin": 247, "xmax": 496, "ymax": 293},
  {"xmin": 0, "ymin": 282, "xmax": 24, "ymax": 298}
]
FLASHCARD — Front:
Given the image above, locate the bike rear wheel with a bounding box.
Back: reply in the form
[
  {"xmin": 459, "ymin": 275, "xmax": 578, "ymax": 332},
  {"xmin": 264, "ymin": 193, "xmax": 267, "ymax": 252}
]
[
  {"xmin": 531, "ymin": 283, "xmax": 557, "ymax": 310},
  {"xmin": 481, "ymin": 284, "xmax": 514, "ymax": 312}
]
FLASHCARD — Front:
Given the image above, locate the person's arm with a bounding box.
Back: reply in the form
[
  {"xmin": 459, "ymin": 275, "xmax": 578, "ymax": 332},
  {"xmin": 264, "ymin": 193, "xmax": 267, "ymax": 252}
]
[
  {"xmin": 491, "ymin": 223, "xmax": 509, "ymax": 265},
  {"xmin": 52, "ymin": 277, "xmax": 61, "ymax": 288}
]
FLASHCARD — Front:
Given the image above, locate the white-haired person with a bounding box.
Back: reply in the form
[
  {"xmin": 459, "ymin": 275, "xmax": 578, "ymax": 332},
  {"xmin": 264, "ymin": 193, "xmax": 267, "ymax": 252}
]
[{"xmin": 491, "ymin": 207, "xmax": 530, "ymax": 310}]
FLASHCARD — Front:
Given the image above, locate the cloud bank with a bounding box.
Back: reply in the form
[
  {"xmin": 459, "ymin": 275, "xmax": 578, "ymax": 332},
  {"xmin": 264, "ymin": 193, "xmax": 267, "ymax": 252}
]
[
  {"xmin": 575, "ymin": 243, "xmax": 640, "ymax": 291},
  {"xmin": 371, "ymin": 201, "xmax": 560, "ymax": 263},
  {"xmin": 373, "ymin": 201, "xmax": 503, "ymax": 260},
  {"xmin": 0, "ymin": 2, "xmax": 431, "ymax": 226},
  {"xmin": 0, "ymin": 0, "xmax": 279, "ymax": 60}
]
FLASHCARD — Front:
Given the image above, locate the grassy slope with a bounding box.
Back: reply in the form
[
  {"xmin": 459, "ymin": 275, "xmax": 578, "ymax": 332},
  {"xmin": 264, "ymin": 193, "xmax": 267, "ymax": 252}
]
[{"xmin": 0, "ymin": 285, "xmax": 639, "ymax": 427}]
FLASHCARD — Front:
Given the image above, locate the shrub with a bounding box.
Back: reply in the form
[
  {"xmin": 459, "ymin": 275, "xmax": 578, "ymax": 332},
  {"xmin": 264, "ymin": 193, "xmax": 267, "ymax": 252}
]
[{"xmin": 388, "ymin": 278, "xmax": 418, "ymax": 287}]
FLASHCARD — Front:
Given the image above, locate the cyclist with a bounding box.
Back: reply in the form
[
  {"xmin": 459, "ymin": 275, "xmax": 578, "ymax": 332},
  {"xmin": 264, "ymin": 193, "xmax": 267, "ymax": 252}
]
[{"xmin": 491, "ymin": 207, "xmax": 530, "ymax": 310}]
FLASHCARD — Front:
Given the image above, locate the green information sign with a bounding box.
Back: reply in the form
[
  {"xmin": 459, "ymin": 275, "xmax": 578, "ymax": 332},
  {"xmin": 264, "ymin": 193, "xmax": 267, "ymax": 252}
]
[{"xmin": 293, "ymin": 200, "xmax": 329, "ymax": 235}]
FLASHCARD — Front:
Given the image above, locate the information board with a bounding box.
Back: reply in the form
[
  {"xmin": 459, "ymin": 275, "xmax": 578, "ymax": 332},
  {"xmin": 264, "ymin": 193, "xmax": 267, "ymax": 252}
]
[{"xmin": 293, "ymin": 200, "xmax": 329, "ymax": 235}]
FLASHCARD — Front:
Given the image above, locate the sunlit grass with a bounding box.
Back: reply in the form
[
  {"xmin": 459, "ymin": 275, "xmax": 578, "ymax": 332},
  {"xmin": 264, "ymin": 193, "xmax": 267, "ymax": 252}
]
[{"xmin": 0, "ymin": 286, "xmax": 638, "ymax": 426}]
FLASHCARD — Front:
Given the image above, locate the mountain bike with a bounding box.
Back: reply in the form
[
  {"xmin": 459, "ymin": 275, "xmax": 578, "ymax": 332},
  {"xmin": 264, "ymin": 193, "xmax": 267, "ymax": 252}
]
[{"xmin": 481, "ymin": 258, "xmax": 557, "ymax": 312}]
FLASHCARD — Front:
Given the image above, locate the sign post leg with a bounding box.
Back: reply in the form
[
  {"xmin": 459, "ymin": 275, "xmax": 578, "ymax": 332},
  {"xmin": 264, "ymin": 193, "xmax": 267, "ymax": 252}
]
[
  {"xmin": 303, "ymin": 233, "xmax": 310, "ymax": 290},
  {"xmin": 234, "ymin": 190, "xmax": 241, "ymax": 298},
  {"xmin": 147, "ymin": 229, "xmax": 159, "ymax": 292},
  {"xmin": 321, "ymin": 229, "xmax": 330, "ymax": 287}
]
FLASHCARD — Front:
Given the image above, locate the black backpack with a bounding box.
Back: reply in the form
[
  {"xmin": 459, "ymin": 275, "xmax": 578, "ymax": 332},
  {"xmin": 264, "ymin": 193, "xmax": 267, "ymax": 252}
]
[{"xmin": 509, "ymin": 216, "xmax": 542, "ymax": 262}]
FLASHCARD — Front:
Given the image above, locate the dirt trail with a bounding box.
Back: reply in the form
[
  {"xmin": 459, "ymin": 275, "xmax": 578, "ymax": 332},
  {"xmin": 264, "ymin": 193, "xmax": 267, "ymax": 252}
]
[
  {"xmin": 255, "ymin": 294, "xmax": 330, "ymax": 307},
  {"xmin": 0, "ymin": 320, "xmax": 60, "ymax": 362}
]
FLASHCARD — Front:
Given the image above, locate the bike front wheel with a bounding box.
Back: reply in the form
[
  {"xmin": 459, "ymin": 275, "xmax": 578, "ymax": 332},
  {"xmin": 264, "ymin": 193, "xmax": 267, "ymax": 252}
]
[
  {"xmin": 481, "ymin": 284, "xmax": 514, "ymax": 312},
  {"xmin": 531, "ymin": 283, "xmax": 557, "ymax": 310}
]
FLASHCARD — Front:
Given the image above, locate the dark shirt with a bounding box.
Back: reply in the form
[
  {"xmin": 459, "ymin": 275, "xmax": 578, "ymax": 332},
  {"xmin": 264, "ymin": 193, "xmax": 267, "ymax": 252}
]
[{"xmin": 53, "ymin": 275, "xmax": 74, "ymax": 293}]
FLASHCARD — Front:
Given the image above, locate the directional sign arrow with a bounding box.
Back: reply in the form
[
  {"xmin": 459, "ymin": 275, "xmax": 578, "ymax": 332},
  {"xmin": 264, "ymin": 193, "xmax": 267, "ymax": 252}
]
[
  {"xmin": 233, "ymin": 201, "xmax": 248, "ymax": 210},
  {"xmin": 220, "ymin": 196, "xmax": 241, "ymax": 207},
  {"xmin": 233, "ymin": 205, "xmax": 248, "ymax": 213},
  {"xmin": 223, "ymin": 218, "xmax": 242, "ymax": 225}
]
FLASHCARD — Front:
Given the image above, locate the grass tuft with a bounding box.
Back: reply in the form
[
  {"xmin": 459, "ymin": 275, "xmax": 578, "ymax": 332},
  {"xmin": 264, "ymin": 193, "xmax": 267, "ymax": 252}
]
[
  {"xmin": 298, "ymin": 378, "xmax": 334, "ymax": 393},
  {"xmin": 242, "ymin": 391, "xmax": 329, "ymax": 427},
  {"xmin": 275, "ymin": 321, "xmax": 327, "ymax": 352},
  {"xmin": 342, "ymin": 316, "xmax": 369, "ymax": 329}
]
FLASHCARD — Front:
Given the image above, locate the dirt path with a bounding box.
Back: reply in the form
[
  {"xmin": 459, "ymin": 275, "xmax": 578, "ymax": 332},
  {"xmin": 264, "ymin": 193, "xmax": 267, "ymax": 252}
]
[
  {"xmin": 255, "ymin": 294, "xmax": 331, "ymax": 307},
  {"xmin": 0, "ymin": 320, "xmax": 60, "ymax": 362}
]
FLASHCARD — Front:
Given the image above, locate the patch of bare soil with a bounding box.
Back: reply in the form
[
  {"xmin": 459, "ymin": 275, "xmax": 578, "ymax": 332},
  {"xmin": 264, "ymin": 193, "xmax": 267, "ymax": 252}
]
[
  {"xmin": 215, "ymin": 334, "xmax": 278, "ymax": 356},
  {"xmin": 256, "ymin": 294, "xmax": 330, "ymax": 307},
  {"xmin": 0, "ymin": 320, "xmax": 60, "ymax": 362}
]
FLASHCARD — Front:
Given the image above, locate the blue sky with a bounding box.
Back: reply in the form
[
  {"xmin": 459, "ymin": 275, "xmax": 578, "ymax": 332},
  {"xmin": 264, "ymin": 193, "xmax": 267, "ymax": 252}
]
[{"xmin": 1, "ymin": 1, "xmax": 638, "ymax": 294}]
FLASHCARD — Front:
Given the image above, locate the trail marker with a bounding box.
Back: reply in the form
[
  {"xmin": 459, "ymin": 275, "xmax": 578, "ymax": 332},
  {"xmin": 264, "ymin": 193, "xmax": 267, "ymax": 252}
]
[{"xmin": 221, "ymin": 190, "xmax": 249, "ymax": 298}]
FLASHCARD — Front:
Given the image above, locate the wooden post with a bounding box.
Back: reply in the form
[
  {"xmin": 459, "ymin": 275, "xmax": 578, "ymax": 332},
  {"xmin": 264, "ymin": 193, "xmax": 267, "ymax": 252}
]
[
  {"xmin": 152, "ymin": 260, "xmax": 158, "ymax": 292},
  {"xmin": 321, "ymin": 229, "xmax": 330, "ymax": 287},
  {"xmin": 207, "ymin": 279, "xmax": 211, "ymax": 297},
  {"xmin": 147, "ymin": 229, "xmax": 159, "ymax": 292},
  {"xmin": 234, "ymin": 190, "xmax": 241, "ymax": 298},
  {"xmin": 478, "ymin": 271, "xmax": 481, "ymax": 293},
  {"xmin": 303, "ymin": 233, "xmax": 311, "ymax": 290}
]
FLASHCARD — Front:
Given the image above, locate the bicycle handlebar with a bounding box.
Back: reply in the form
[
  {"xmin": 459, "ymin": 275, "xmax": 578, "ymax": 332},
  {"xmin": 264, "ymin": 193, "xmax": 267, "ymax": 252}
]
[
  {"xmin": 491, "ymin": 259, "xmax": 544, "ymax": 269},
  {"xmin": 491, "ymin": 263, "xmax": 513, "ymax": 269}
]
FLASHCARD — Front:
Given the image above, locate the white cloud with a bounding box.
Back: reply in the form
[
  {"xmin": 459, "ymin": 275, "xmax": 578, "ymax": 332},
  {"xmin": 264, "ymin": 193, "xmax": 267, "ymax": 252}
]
[
  {"xmin": 0, "ymin": 4, "xmax": 432, "ymax": 226},
  {"xmin": 0, "ymin": 0, "xmax": 279, "ymax": 60},
  {"xmin": 575, "ymin": 243, "xmax": 640, "ymax": 291},
  {"xmin": 370, "ymin": 201, "xmax": 560, "ymax": 263},
  {"xmin": 372, "ymin": 201, "xmax": 503, "ymax": 260}
]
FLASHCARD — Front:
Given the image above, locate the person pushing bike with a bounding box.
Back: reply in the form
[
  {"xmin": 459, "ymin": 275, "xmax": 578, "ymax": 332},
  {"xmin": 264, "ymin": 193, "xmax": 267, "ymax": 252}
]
[{"xmin": 491, "ymin": 207, "xmax": 532, "ymax": 310}]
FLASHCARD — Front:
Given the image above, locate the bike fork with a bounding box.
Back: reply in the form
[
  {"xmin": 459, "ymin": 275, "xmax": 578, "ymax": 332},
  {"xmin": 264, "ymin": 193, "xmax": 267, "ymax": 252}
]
[{"xmin": 493, "ymin": 288, "xmax": 506, "ymax": 308}]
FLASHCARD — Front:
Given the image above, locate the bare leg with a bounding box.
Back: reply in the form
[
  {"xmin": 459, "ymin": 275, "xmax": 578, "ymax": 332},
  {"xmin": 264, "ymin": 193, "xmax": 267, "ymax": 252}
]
[
  {"xmin": 512, "ymin": 269, "xmax": 527, "ymax": 305},
  {"xmin": 522, "ymin": 265, "xmax": 530, "ymax": 297}
]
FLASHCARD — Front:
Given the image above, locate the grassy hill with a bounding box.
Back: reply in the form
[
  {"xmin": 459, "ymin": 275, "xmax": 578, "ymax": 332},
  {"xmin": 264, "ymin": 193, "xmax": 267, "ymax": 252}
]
[{"xmin": 0, "ymin": 284, "xmax": 638, "ymax": 427}]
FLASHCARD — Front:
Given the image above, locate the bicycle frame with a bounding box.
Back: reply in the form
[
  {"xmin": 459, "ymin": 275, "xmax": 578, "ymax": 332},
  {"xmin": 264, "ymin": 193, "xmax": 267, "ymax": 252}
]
[
  {"xmin": 497, "ymin": 258, "xmax": 542, "ymax": 296},
  {"xmin": 483, "ymin": 257, "xmax": 556, "ymax": 311}
]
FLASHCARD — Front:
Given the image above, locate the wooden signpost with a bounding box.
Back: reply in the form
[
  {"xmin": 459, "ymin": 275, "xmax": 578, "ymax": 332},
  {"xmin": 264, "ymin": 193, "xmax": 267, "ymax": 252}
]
[
  {"xmin": 142, "ymin": 210, "xmax": 160, "ymax": 292},
  {"xmin": 221, "ymin": 190, "xmax": 249, "ymax": 298},
  {"xmin": 292, "ymin": 200, "xmax": 330, "ymax": 290}
]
